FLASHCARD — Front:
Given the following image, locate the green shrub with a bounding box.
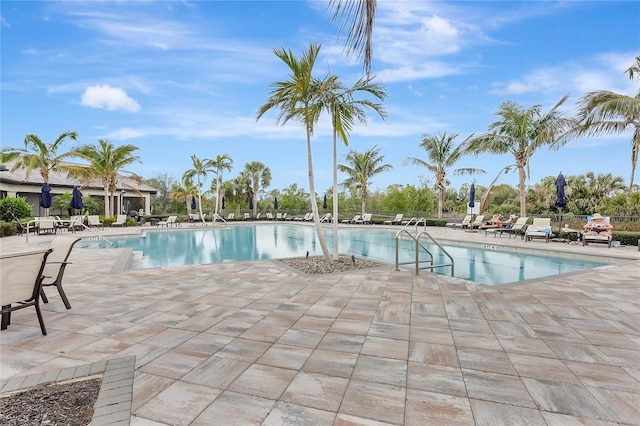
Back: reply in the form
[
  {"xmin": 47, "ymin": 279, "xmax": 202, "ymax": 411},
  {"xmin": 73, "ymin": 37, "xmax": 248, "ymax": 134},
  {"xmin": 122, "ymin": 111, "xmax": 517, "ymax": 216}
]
[
  {"xmin": 0, "ymin": 197, "xmax": 32, "ymax": 221},
  {"xmin": 0, "ymin": 221, "xmax": 18, "ymax": 237},
  {"xmin": 612, "ymin": 231, "xmax": 640, "ymax": 247}
]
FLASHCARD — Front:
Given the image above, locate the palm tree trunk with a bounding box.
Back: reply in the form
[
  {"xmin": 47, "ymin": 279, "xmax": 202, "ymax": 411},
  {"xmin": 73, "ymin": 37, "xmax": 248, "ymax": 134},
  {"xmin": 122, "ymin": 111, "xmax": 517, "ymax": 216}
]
[
  {"xmin": 103, "ymin": 187, "xmax": 110, "ymax": 218},
  {"xmin": 332, "ymin": 128, "xmax": 339, "ymax": 261},
  {"xmin": 307, "ymin": 128, "xmax": 331, "ymax": 262},
  {"xmin": 438, "ymin": 188, "xmax": 444, "ymax": 218},
  {"xmin": 518, "ymin": 166, "xmax": 527, "ymax": 217}
]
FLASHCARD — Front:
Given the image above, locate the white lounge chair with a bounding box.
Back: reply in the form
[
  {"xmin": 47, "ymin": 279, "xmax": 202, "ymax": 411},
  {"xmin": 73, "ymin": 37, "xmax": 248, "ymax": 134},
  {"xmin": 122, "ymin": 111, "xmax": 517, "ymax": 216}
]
[
  {"xmin": 319, "ymin": 213, "xmax": 332, "ymax": 223},
  {"xmin": 226, "ymin": 213, "xmax": 235, "ymax": 221},
  {"xmin": 88, "ymin": 215, "xmax": 103, "ymax": 229},
  {"xmin": 582, "ymin": 216, "xmax": 613, "ymax": 248},
  {"xmin": 496, "ymin": 217, "xmax": 528, "ymax": 238},
  {"xmin": 384, "ymin": 214, "xmax": 403, "ymax": 225},
  {"xmin": 342, "ymin": 214, "xmax": 361, "ymax": 224},
  {"xmin": 158, "ymin": 215, "xmax": 178, "ymax": 227},
  {"xmin": 1, "ymin": 248, "xmax": 53, "ymax": 335},
  {"xmin": 355, "ymin": 213, "xmax": 372, "ymax": 224},
  {"xmin": 111, "ymin": 215, "xmax": 127, "ymax": 227},
  {"xmin": 266, "ymin": 213, "xmax": 274, "ymax": 220},
  {"xmin": 243, "ymin": 213, "xmax": 251, "ymax": 221},
  {"xmin": 525, "ymin": 218, "xmax": 553, "ymax": 243}
]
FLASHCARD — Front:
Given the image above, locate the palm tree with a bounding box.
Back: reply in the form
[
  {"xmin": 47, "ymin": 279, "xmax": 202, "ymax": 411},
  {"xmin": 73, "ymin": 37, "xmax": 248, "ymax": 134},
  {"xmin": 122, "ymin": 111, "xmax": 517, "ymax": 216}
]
[
  {"xmin": 257, "ymin": 43, "xmax": 332, "ymax": 261},
  {"xmin": 329, "ymin": 0, "xmax": 377, "ymax": 75},
  {"xmin": 227, "ymin": 172, "xmax": 251, "ymax": 217},
  {"xmin": 243, "ymin": 161, "xmax": 272, "ymax": 218},
  {"xmin": 183, "ymin": 155, "xmax": 214, "ymax": 224},
  {"xmin": 338, "ymin": 145, "xmax": 393, "ymax": 214},
  {"xmin": 468, "ymin": 96, "xmax": 575, "ymax": 217},
  {"xmin": 211, "ymin": 154, "xmax": 233, "ymax": 221},
  {"xmin": 1, "ymin": 131, "xmax": 78, "ymax": 216},
  {"xmin": 65, "ymin": 140, "xmax": 141, "ymax": 218},
  {"xmin": 576, "ymin": 55, "xmax": 640, "ymax": 195},
  {"xmin": 318, "ymin": 75, "xmax": 387, "ymax": 259},
  {"xmin": 170, "ymin": 178, "xmax": 198, "ymax": 215},
  {"xmin": 405, "ymin": 132, "xmax": 485, "ymax": 218}
]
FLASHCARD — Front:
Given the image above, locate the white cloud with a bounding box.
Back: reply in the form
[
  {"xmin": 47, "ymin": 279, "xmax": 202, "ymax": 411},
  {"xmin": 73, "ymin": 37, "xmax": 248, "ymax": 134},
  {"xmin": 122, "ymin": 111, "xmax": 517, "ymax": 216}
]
[{"xmin": 81, "ymin": 84, "xmax": 140, "ymax": 112}]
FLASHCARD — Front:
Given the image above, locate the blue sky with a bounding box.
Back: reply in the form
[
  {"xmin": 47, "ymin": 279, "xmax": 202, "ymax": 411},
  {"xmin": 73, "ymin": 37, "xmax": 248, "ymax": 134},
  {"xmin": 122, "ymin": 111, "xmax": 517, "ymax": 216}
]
[{"xmin": 2, "ymin": 1, "xmax": 638, "ymax": 197}]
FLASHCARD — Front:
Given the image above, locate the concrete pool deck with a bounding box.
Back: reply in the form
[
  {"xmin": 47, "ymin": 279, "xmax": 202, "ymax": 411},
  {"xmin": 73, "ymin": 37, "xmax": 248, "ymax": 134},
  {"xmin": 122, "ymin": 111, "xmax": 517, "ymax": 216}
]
[{"xmin": 1, "ymin": 223, "xmax": 639, "ymax": 425}]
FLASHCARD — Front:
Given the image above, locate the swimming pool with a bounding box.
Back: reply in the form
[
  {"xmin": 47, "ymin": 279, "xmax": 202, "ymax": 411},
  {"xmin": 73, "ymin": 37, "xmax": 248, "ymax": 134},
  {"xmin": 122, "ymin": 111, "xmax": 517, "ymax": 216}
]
[{"xmin": 84, "ymin": 224, "xmax": 607, "ymax": 286}]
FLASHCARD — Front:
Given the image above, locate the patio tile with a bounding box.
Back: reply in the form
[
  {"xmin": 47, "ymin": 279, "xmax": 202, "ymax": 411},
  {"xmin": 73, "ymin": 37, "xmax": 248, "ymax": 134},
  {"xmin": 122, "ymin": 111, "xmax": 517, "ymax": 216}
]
[
  {"xmin": 181, "ymin": 355, "xmax": 250, "ymax": 388},
  {"xmin": 131, "ymin": 372, "xmax": 175, "ymax": 411},
  {"xmin": 360, "ymin": 336, "xmax": 408, "ymax": 360},
  {"xmin": 540, "ymin": 411, "xmax": 622, "ymax": 425},
  {"xmin": 215, "ymin": 338, "xmax": 271, "ymax": 362},
  {"xmin": 257, "ymin": 344, "xmax": 313, "ymax": 370},
  {"xmin": 565, "ymin": 360, "xmax": 640, "ymax": 392},
  {"xmin": 352, "ymin": 355, "xmax": 407, "ymax": 387},
  {"xmin": 191, "ymin": 391, "xmax": 275, "ymax": 425},
  {"xmin": 262, "ymin": 401, "xmax": 335, "ymax": 425},
  {"xmin": 406, "ymin": 362, "xmax": 466, "ymax": 396},
  {"xmin": 409, "ymin": 325, "xmax": 454, "ymax": 345},
  {"xmin": 109, "ymin": 324, "xmax": 166, "ymax": 344},
  {"xmin": 497, "ymin": 335, "xmax": 555, "ymax": 357},
  {"xmin": 408, "ymin": 342, "xmax": 459, "ymax": 367},
  {"xmin": 302, "ymin": 349, "xmax": 358, "ymax": 379},
  {"xmin": 334, "ymin": 413, "xmax": 395, "ymax": 425},
  {"xmin": 581, "ymin": 387, "xmax": 640, "ymax": 425},
  {"xmin": 457, "ymin": 347, "xmax": 517, "ymax": 375},
  {"xmin": 463, "ymin": 369, "xmax": 536, "ymax": 408},
  {"xmin": 405, "ymin": 388, "xmax": 474, "ymax": 426},
  {"xmin": 134, "ymin": 380, "xmax": 221, "ymax": 426},
  {"xmin": 138, "ymin": 347, "xmax": 209, "ymax": 379},
  {"xmin": 330, "ymin": 318, "xmax": 373, "ymax": 335},
  {"xmin": 508, "ymin": 353, "xmax": 580, "ymax": 384},
  {"xmin": 282, "ymin": 371, "xmax": 349, "ymax": 412},
  {"xmin": 451, "ymin": 330, "xmax": 502, "ymax": 351},
  {"xmin": 522, "ymin": 377, "xmax": 614, "ymax": 421},
  {"xmin": 276, "ymin": 328, "xmax": 326, "ymax": 348},
  {"xmin": 178, "ymin": 333, "xmax": 233, "ymax": 356},
  {"xmin": 228, "ymin": 363, "xmax": 297, "ymax": 399},
  {"xmin": 340, "ymin": 379, "xmax": 406, "ymax": 425},
  {"xmin": 317, "ymin": 332, "xmax": 366, "ymax": 353},
  {"xmin": 469, "ymin": 399, "xmax": 546, "ymax": 426}
]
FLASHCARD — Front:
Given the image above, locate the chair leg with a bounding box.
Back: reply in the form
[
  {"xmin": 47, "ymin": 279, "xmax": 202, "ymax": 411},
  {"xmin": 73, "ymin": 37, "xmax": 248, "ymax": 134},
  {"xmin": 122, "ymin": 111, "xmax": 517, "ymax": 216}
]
[
  {"xmin": 41, "ymin": 288, "xmax": 49, "ymax": 304},
  {"xmin": 34, "ymin": 302, "xmax": 47, "ymax": 335},
  {"xmin": 56, "ymin": 285, "xmax": 72, "ymax": 309},
  {"xmin": 1, "ymin": 305, "xmax": 11, "ymax": 330}
]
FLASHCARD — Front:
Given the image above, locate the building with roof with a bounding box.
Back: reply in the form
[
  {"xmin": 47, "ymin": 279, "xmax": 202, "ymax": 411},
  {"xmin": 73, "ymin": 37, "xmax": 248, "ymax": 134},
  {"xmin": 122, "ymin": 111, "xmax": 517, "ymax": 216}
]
[{"xmin": 0, "ymin": 161, "xmax": 156, "ymax": 217}]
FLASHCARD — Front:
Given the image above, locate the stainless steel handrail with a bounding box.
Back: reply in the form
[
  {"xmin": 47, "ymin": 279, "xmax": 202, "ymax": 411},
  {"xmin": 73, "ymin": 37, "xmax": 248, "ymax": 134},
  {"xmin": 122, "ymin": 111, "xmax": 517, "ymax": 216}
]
[
  {"xmin": 395, "ymin": 229, "xmax": 454, "ymax": 276},
  {"xmin": 401, "ymin": 217, "xmax": 427, "ymax": 233}
]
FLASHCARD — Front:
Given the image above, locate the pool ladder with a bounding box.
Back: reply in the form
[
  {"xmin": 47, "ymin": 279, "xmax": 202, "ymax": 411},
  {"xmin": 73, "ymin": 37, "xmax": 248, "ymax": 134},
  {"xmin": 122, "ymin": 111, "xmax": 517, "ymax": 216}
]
[{"xmin": 394, "ymin": 229, "xmax": 454, "ymax": 276}]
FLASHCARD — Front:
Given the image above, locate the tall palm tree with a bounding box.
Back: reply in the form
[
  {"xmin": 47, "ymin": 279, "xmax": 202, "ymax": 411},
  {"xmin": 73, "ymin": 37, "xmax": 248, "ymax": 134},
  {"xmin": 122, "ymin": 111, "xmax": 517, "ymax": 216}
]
[
  {"xmin": 183, "ymin": 155, "xmax": 215, "ymax": 224},
  {"xmin": 338, "ymin": 145, "xmax": 393, "ymax": 214},
  {"xmin": 243, "ymin": 161, "xmax": 272, "ymax": 218},
  {"xmin": 576, "ymin": 55, "xmax": 640, "ymax": 195},
  {"xmin": 227, "ymin": 172, "xmax": 251, "ymax": 217},
  {"xmin": 257, "ymin": 43, "xmax": 332, "ymax": 261},
  {"xmin": 1, "ymin": 130, "xmax": 78, "ymax": 216},
  {"xmin": 468, "ymin": 95, "xmax": 575, "ymax": 217},
  {"xmin": 211, "ymin": 154, "xmax": 233, "ymax": 221},
  {"xmin": 405, "ymin": 132, "xmax": 484, "ymax": 218},
  {"xmin": 318, "ymin": 75, "xmax": 387, "ymax": 259},
  {"xmin": 329, "ymin": 0, "xmax": 377, "ymax": 75},
  {"xmin": 170, "ymin": 178, "xmax": 198, "ymax": 215},
  {"xmin": 66, "ymin": 140, "xmax": 141, "ymax": 218}
]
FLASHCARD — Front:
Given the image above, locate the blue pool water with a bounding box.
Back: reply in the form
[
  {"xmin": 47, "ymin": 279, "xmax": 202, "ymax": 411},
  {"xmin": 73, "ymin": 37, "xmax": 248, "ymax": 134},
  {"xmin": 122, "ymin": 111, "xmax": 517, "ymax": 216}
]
[{"xmin": 85, "ymin": 224, "xmax": 606, "ymax": 285}]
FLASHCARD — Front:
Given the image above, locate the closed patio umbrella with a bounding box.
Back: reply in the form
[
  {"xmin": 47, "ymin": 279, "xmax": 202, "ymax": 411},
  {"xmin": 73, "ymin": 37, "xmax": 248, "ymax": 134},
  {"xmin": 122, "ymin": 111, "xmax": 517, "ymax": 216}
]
[
  {"xmin": 274, "ymin": 197, "xmax": 278, "ymax": 210},
  {"xmin": 323, "ymin": 194, "xmax": 327, "ymax": 209},
  {"xmin": 555, "ymin": 172, "xmax": 567, "ymax": 233},
  {"xmin": 70, "ymin": 186, "xmax": 83, "ymax": 210},
  {"xmin": 40, "ymin": 182, "xmax": 52, "ymax": 216},
  {"xmin": 191, "ymin": 196, "xmax": 197, "ymax": 211},
  {"xmin": 221, "ymin": 196, "xmax": 225, "ymax": 210},
  {"xmin": 249, "ymin": 197, "xmax": 254, "ymax": 210}
]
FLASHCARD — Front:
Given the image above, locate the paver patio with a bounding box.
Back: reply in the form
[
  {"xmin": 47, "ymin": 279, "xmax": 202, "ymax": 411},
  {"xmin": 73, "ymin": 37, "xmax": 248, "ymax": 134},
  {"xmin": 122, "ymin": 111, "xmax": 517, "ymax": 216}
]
[{"xmin": 1, "ymin": 223, "xmax": 639, "ymax": 425}]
